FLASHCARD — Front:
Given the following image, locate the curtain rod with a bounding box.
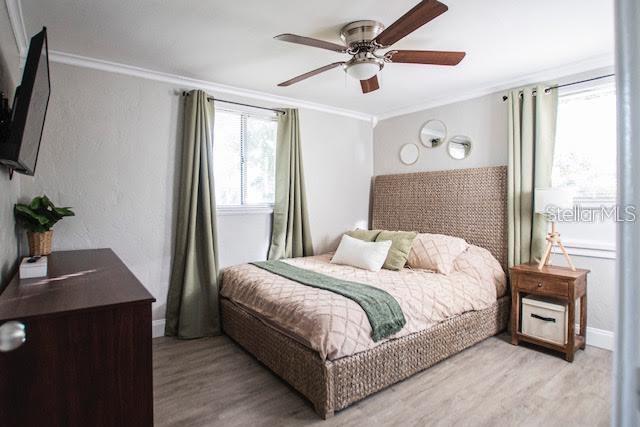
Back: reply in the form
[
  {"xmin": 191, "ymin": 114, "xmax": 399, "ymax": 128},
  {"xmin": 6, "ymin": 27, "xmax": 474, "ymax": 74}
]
[
  {"xmin": 501, "ymin": 73, "xmax": 615, "ymax": 101},
  {"xmin": 181, "ymin": 91, "xmax": 285, "ymax": 114}
]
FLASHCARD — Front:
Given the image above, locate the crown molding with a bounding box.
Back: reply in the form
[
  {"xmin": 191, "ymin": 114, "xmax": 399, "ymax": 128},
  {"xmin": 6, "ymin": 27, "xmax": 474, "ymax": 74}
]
[
  {"xmin": 5, "ymin": 2, "xmax": 374, "ymax": 123},
  {"xmin": 5, "ymin": 0, "xmax": 27, "ymax": 56},
  {"xmin": 376, "ymin": 53, "xmax": 615, "ymax": 121},
  {"xmin": 6, "ymin": 0, "xmax": 614, "ymax": 125},
  {"xmin": 47, "ymin": 50, "xmax": 376, "ymax": 122}
]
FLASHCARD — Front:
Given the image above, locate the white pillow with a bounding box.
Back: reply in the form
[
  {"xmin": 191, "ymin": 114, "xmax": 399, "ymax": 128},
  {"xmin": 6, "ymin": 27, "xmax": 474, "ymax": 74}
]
[{"xmin": 331, "ymin": 234, "xmax": 392, "ymax": 272}]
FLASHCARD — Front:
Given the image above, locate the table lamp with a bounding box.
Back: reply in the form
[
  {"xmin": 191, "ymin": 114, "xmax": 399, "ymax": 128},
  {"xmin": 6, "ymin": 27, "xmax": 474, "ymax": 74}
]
[{"xmin": 534, "ymin": 188, "xmax": 576, "ymax": 271}]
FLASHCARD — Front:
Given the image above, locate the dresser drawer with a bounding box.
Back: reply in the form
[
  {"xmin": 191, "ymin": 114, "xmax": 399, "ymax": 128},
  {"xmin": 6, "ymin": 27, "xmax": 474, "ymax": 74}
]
[{"xmin": 517, "ymin": 275, "xmax": 569, "ymax": 297}]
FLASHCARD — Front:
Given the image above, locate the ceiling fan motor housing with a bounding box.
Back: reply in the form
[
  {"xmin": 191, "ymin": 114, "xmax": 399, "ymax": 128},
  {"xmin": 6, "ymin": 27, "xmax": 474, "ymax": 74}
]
[
  {"xmin": 340, "ymin": 21, "xmax": 386, "ymax": 80},
  {"xmin": 340, "ymin": 20, "xmax": 385, "ymax": 48}
]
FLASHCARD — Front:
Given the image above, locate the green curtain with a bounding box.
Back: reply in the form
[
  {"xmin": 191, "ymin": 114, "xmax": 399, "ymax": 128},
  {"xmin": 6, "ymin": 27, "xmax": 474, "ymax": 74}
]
[
  {"xmin": 165, "ymin": 90, "xmax": 220, "ymax": 339},
  {"xmin": 507, "ymin": 85, "xmax": 558, "ymax": 267},
  {"xmin": 268, "ymin": 108, "xmax": 314, "ymax": 260}
]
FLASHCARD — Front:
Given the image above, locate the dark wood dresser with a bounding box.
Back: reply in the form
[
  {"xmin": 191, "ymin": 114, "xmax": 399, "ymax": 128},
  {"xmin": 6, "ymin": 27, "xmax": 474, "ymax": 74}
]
[{"xmin": 0, "ymin": 249, "xmax": 155, "ymax": 427}]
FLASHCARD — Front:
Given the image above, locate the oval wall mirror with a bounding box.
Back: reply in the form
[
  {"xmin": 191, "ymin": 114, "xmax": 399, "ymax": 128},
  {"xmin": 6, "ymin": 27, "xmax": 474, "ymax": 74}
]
[
  {"xmin": 419, "ymin": 119, "xmax": 447, "ymax": 148},
  {"xmin": 447, "ymin": 135, "xmax": 472, "ymax": 160},
  {"xmin": 399, "ymin": 143, "xmax": 419, "ymax": 165}
]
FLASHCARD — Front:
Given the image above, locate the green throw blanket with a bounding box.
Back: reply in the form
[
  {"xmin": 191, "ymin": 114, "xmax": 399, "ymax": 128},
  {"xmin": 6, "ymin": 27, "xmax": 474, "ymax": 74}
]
[{"xmin": 251, "ymin": 260, "xmax": 406, "ymax": 342}]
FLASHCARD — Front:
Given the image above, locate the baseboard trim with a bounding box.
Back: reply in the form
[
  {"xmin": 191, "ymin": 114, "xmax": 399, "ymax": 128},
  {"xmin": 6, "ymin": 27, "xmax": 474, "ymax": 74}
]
[
  {"xmin": 583, "ymin": 326, "xmax": 614, "ymax": 351},
  {"xmin": 152, "ymin": 319, "xmax": 166, "ymax": 338},
  {"xmin": 151, "ymin": 317, "xmax": 614, "ymax": 350}
]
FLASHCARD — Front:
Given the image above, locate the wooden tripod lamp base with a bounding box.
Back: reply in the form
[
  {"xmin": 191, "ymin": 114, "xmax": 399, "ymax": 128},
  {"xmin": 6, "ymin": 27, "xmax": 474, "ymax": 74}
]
[{"xmin": 538, "ymin": 221, "xmax": 576, "ymax": 271}]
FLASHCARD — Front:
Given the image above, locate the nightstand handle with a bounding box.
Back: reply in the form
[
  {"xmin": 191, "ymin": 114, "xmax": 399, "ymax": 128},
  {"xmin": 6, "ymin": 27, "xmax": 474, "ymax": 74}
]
[{"xmin": 531, "ymin": 313, "xmax": 556, "ymax": 323}]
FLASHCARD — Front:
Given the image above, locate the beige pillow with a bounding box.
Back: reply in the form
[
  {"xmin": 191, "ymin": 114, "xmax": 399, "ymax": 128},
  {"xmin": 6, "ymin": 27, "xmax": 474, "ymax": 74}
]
[
  {"xmin": 345, "ymin": 229, "xmax": 381, "ymax": 242},
  {"xmin": 452, "ymin": 244, "xmax": 507, "ymax": 298},
  {"xmin": 375, "ymin": 230, "xmax": 417, "ymax": 271},
  {"xmin": 407, "ymin": 233, "xmax": 469, "ymax": 275}
]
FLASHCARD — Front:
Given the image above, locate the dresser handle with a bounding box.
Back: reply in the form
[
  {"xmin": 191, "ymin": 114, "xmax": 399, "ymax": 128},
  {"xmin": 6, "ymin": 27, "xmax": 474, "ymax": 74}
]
[
  {"xmin": 531, "ymin": 313, "xmax": 556, "ymax": 323},
  {"xmin": 0, "ymin": 321, "xmax": 26, "ymax": 352},
  {"xmin": 537, "ymin": 281, "xmax": 543, "ymax": 288}
]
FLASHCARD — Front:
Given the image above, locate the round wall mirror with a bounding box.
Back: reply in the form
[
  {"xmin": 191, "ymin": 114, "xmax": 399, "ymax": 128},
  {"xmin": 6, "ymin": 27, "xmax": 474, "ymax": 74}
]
[
  {"xmin": 419, "ymin": 119, "xmax": 447, "ymax": 148},
  {"xmin": 399, "ymin": 143, "xmax": 419, "ymax": 165},
  {"xmin": 447, "ymin": 135, "xmax": 472, "ymax": 160}
]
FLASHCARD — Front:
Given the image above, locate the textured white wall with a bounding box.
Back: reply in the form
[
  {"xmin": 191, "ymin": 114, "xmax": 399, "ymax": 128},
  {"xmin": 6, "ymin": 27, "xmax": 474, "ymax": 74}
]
[
  {"xmin": 0, "ymin": 3, "xmax": 21, "ymax": 287},
  {"xmin": 373, "ymin": 90, "xmax": 616, "ymax": 334},
  {"xmin": 300, "ymin": 109, "xmax": 372, "ymax": 253},
  {"xmin": 19, "ymin": 62, "xmax": 373, "ymax": 320}
]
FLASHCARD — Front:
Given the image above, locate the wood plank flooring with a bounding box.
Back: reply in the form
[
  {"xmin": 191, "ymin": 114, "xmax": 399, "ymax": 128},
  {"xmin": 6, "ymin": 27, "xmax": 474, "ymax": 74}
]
[{"xmin": 153, "ymin": 334, "xmax": 611, "ymax": 426}]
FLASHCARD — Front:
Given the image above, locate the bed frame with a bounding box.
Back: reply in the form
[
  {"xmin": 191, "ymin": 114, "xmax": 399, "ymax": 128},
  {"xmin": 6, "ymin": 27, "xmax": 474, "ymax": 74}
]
[{"xmin": 221, "ymin": 166, "xmax": 510, "ymax": 418}]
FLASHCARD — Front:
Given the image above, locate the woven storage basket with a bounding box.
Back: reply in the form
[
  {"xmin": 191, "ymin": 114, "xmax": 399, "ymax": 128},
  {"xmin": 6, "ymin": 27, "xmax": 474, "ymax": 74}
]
[{"xmin": 27, "ymin": 230, "xmax": 53, "ymax": 256}]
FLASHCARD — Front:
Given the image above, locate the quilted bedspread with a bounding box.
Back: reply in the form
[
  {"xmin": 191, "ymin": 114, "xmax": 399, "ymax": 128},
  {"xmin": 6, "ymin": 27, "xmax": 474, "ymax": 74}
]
[{"xmin": 220, "ymin": 245, "xmax": 507, "ymax": 361}]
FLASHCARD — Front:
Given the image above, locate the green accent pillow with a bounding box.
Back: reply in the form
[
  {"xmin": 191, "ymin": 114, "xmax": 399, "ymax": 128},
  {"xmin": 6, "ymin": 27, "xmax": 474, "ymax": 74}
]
[
  {"xmin": 346, "ymin": 229, "xmax": 382, "ymax": 242},
  {"xmin": 375, "ymin": 230, "xmax": 418, "ymax": 271}
]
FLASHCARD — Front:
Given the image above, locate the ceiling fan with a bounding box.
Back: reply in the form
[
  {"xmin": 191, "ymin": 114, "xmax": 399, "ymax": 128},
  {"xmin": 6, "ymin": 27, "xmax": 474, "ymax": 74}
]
[{"xmin": 274, "ymin": 0, "xmax": 465, "ymax": 94}]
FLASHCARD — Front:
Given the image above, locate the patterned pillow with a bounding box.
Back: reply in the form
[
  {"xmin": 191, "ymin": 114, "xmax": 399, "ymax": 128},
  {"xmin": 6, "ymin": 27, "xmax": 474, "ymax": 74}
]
[
  {"xmin": 407, "ymin": 233, "xmax": 469, "ymax": 275},
  {"xmin": 452, "ymin": 244, "xmax": 507, "ymax": 298}
]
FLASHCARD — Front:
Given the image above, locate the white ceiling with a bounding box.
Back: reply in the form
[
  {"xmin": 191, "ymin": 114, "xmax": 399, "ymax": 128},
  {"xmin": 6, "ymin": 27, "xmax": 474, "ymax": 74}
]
[{"xmin": 19, "ymin": 0, "xmax": 614, "ymax": 117}]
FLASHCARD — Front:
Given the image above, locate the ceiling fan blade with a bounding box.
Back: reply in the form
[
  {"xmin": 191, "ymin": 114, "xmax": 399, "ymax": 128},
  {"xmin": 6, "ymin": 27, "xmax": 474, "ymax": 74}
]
[
  {"xmin": 360, "ymin": 75, "xmax": 380, "ymax": 94},
  {"xmin": 277, "ymin": 62, "xmax": 345, "ymax": 87},
  {"xmin": 374, "ymin": 0, "xmax": 448, "ymax": 47},
  {"xmin": 388, "ymin": 50, "xmax": 465, "ymax": 65},
  {"xmin": 274, "ymin": 33, "xmax": 347, "ymax": 53}
]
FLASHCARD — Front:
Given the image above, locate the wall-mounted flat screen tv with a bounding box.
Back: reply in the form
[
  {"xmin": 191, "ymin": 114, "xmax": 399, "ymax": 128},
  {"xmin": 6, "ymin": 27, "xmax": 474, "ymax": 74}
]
[{"xmin": 0, "ymin": 27, "xmax": 50, "ymax": 176}]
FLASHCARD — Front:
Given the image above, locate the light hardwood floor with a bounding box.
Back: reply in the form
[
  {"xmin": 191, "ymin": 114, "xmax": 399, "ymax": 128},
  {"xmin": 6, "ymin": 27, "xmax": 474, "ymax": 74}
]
[{"xmin": 153, "ymin": 334, "xmax": 611, "ymax": 426}]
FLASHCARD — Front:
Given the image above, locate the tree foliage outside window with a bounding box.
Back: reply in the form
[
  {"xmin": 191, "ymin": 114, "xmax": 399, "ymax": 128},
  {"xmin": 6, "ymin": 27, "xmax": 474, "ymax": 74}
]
[{"xmin": 213, "ymin": 109, "xmax": 276, "ymax": 207}]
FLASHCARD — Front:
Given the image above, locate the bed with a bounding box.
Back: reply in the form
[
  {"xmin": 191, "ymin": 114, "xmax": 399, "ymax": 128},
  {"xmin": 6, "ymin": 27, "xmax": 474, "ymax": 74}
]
[{"xmin": 220, "ymin": 166, "xmax": 509, "ymax": 419}]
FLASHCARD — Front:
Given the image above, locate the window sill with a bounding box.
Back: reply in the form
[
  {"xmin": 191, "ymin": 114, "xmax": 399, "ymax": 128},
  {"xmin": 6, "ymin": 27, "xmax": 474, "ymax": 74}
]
[
  {"xmin": 551, "ymin": 239, "xmax": 616, "ymax": 260},
  {"xmin": 216, "ymin": 205, "xmax": 274, "ymax": 216}
]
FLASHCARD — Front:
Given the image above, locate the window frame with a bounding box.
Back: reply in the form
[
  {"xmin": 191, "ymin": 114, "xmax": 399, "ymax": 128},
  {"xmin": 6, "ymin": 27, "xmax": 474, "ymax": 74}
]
[
  {"xmin": 213, "ymin": 104, "xmax": 278, "ymax": 215},
  {"xmin": 550, "ymin": 77, "xmax": 617, "ymax": 259}
]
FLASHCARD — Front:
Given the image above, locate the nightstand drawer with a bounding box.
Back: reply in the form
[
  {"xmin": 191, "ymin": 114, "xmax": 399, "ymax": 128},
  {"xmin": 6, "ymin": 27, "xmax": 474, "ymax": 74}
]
[{"xmin": 518, "ymin": 275, "xmax": 568, "ymax": 297}]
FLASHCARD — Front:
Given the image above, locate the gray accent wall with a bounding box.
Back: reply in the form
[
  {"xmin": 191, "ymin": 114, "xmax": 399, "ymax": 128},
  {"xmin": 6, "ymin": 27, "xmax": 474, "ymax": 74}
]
[
  {"xmin": 0, "ymin": 3, "xmax": 21, "ymax": 287},
  {"xmin": 373, "ymin": 89, "xmax": 616, "ymax": 335},
  {"xmin": 18, "ymin": 62, "xmax": 373, "ymax": 321},
  {"xmin": 374, "ymin": 93, "xmax": 508, "ymax": 174}
]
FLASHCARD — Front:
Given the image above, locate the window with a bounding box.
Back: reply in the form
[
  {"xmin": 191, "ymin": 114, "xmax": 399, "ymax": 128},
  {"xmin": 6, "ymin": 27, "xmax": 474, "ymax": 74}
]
[
  {"xmin": 213, "ymin": 108, "xmax": 277, "ymax": 208},
  {"xmin": 552, "ymin": 83, "xmax": 616, "ymax": 202},
  {"xmin": 550, "ymin": 82, "xmax": 617, "ymax": 256}
]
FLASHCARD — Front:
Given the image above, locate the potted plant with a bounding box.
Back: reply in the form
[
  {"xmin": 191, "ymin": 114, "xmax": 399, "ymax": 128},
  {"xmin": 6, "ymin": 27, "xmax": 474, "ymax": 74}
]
[{"xmin": 14, "ymin": 195, "xmax": 75, "ymax": 256}]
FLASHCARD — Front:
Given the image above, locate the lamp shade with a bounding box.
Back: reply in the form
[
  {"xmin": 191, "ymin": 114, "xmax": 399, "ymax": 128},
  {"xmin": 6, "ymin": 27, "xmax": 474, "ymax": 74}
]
[{"xmin": 534, "ymin": 188, "xmax": 575, "ymax": 213}]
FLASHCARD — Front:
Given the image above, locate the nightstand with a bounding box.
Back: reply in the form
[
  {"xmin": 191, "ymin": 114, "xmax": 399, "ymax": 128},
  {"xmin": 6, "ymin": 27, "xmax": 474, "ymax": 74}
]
[{"xmin": 510, "ymin": 263, "xmax": 590, "ymax": 362}]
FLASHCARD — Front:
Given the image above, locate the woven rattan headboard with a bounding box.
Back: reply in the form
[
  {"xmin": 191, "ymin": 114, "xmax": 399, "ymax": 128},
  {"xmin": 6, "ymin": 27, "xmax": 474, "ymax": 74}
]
[{"xmin": 371, "ymin": 166, "xmax": 507, "ymax": 271}]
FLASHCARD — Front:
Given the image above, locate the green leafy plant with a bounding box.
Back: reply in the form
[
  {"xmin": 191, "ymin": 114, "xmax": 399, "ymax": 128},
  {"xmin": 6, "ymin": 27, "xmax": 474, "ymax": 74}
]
[{"xmin": 14, "ymin": 195, "xmax": 75, "ymax": 233}]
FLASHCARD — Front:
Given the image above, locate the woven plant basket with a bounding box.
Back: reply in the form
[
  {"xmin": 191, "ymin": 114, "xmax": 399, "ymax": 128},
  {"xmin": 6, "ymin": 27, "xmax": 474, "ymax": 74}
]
[{"xmin": 27, "ymin": 230, "xmax": 53, "ymax": 256}]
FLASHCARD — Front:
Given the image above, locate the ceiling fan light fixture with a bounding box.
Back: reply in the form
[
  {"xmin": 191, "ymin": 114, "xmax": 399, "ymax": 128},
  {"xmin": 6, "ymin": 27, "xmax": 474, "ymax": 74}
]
[{"xmin": 345, "ymin": 61, "xmax": 381, "ymax": 81}]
